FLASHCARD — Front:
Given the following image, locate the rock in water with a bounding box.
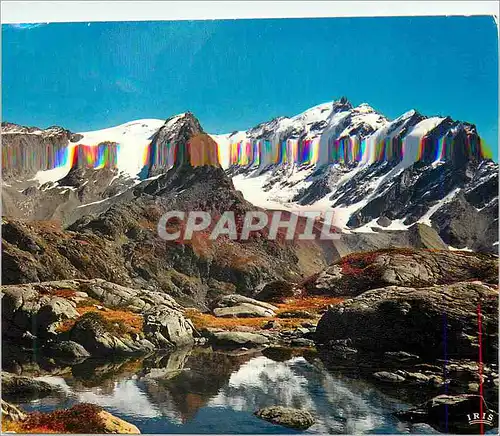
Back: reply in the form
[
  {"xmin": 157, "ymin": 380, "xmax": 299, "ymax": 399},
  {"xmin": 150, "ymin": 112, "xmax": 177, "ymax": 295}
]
[
  {"xmin": 315, "ymin": 281, "xmax": 498, "ymax": 360},
  {"xmin": 1, "ymin": 372, "xmax": 56, "ymax": 399},
  {"xmin": 43, "ymin": 340, "xmax": 91, "ymax": 358},
  {"xmin": 210, "ymin": 331, "xmax": 269, "ymax": 348},
  {"xmin": 99, "ymin": 410, "xmax": 141, "ymax": 434},
  {"xmin": 396, "ymin": 394, "xmax": 498, "ymax": 434},
  {"xmin": 255, "ymin": 406, "xmax": 315, "ymax": 430}
]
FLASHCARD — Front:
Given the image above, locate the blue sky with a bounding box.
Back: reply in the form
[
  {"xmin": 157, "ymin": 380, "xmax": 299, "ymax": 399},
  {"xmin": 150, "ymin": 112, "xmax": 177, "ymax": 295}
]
[{"xmin": 2, "ymin": 16, "xmax": 498, "ymax": 158}]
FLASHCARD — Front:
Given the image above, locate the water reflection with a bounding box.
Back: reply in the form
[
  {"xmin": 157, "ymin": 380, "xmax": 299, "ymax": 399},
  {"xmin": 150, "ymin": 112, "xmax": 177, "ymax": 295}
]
[{"xmin": 12, "ymin": 347, "xmax": 436, "ymax": 434}]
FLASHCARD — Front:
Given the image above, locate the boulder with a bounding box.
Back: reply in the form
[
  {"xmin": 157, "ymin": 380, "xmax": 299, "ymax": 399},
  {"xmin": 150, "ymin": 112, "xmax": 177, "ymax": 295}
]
[
  {"xmin": 212, "ymin": 294, "xmax": 278, "ymax": 311},
  {"xmin": 255, "ymin": 406, "xmax": 315, "ymax": 430},
  {"xmin": 315, "ymin": 282, "xmax": 498, "ymax": 360},
  {"xmin": 254, "ymin": 281, "xmax": 300, "ymax": 303},
  {"xmin": 2, "ymin": 402, "xmax": 141, "ymax": 434},
  {"xmin": 213, "ymin": 303, "xmax": 275, "ymax": 318},
  {"xmin": 2, "ymin": 400, "xmax": 27, "ymax": 422},
  {"xmin": 2, "ymin": 279, "xmax": 196, "ymax": 355},
  {"xmin": 99, "ymin": 410, "xmax": 141, "ymax": 434},
  {"xmin": 43, "ymin": 340, "xmax": 90, "ymax": 359},
  {"xmin": 2, "ymin": 284, "xmax": 79, "ymax": 340},
  {"xmin": 143, "ymin": 307, "xmax": 196, "ymax": 348},
  {"xmin": 211, "ymin": 294, "xmax": 278, "ymax": 318},
  {"xmin": 1, "ymin": 372, "xmax": 56, "ymax": 399},
  {"xmin": 277, "ymin": 310, "xmax": 315, "ymax": 319},
  {"xmin": 305, "ymin": 248, "xmax": 497, "ymax": 297},
  {"xmin": 407, "ymin": 223, "xmax": 448, "ymax": 250},
  {"xmin": 396, "ymin": 394, "xmax": 498, "ymax": 434},
  {"xmin": 78, "ymin": 279, "xmax": 184, "ymax": 313},
  {"xmin": 69, "ymin": 312, "xmax": 154, "ymax": 355},
  {"xmin": 384, "ymin": 351, "xmax": 420, "ymax": 362},
  {"xmin": 373, "ymin": 371, "xmax": 406, "ymax": 383},
  {"xmin": 210, "ymin": 331, "xmax": 269, "ymax": 348}
]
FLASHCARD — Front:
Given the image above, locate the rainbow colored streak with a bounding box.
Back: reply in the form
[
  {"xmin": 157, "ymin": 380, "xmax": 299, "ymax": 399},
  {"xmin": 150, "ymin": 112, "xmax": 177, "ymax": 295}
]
[
  {"xmin": 225, "ymin": 132, "xmax": 489, "ymax": 167},
  {"xmin": 2, "ymin": 143, "xmax": 72, "ymax": 172},
  {"xmin": 76, "ymin": 143, "xmax": 118, "ymax": 169},
  {"xmin": 3, "ymin": 129, "xmax": 491, "ymax": 177}
]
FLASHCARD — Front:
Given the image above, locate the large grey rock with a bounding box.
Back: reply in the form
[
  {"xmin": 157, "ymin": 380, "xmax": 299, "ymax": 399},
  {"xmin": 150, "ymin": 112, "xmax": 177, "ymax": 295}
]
[
  {"xmin": 69, "ymin": 312, "xmax": 155, "ymax": 355},
  {"xmin": 211, "ymin": 331, "xmax": 269, "ymax": 348},
  {"xmin": 212, "ymin": 294, "xmax": 278, "ymax": 312},
  {"xmin": 376, "ymin": 216, "xmax": 392, "ymax": 227},
  {"xmin": 2, "ymin": 279, "xmax": 196, "ymax": 355},
  {"xmin": 143, "ymin": 307, "xmax": 196, "ymax": 348},
  {"xmin": 306, "ymin": 248, "xmax": 497, "ymax": 297},
  {"xmin": 316, "ymin": 281, "xmax": 498, "ymax": 360},
  {"xmin": 407, "ymin": 223, "xmax": 448, "ymax": 250},
  {"xmin": 79, "ymin": 279, "xmax": 184, "ymax": 313},
  {"xmin": 2, "ymin": 283, "xmax": 79, "ymax": 339},
  {"xmin": 373, "ymin": 371, "xmax": 406, "ymax": 383},
  {"xmin": 255, "ymin": 406, "xmax": 315, "ymax": 430},
  {"xmin": 213, "ymin": 303, "xmax": 275, "ymax": 318}
]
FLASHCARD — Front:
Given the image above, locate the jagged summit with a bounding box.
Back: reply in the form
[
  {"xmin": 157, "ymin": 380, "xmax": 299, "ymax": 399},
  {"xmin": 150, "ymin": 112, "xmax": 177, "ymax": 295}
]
[
  {"xmin": 1, "ymin": 100, "xmax": 497, "ymax": 252},
  {"xmin": 145, "ymin": 112, "xmax": 220, "ymax": 177}
]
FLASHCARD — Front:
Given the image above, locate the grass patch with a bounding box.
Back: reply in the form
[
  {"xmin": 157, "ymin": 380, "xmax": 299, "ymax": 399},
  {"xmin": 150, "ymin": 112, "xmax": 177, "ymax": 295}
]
[
  {"xmin": 185, "ymin": 296, "xmax": 343, "ymax": 331},
  {"xmin": 276, "ymin": 296, "xmax": 343, "ymax": 313}
]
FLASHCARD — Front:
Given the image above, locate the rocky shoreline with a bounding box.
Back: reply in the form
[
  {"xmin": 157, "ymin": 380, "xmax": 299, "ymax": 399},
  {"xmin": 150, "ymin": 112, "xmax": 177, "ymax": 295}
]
[{"xmin": 1, "ymin": 248, "xmax": 498, "ymax": 433}]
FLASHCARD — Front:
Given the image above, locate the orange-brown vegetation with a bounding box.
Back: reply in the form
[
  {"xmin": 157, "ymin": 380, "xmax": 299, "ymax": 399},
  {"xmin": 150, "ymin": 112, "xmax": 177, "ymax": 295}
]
[
  {"xmin": 57, "ymin": 305, "xmax": 143, "ymax": 336},
  {"xmin": 38, "ymin": 288, "xmax": 77, "ymax": 298},
  {"xmin": 276, "ymin": 295, "xmax": 344, "ymax": 312},
  {"xmin": 339, "ymin": 251, "xmax": 379, "ymax": 275},
  {"xmin": 185, "ymin": 296, "xmax": 343, "ymax": 332},
  {"xmin": 2, "ymin": 403, "xmax": 105, "ymax": 434}
]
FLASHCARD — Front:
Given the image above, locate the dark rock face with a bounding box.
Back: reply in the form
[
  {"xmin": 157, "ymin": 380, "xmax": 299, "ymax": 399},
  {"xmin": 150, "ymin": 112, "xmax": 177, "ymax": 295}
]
[
  {"xmin": 315, "ymin": 281, "xmax": 498, "ymax": 360},
  {"xmin": 396, "ymin": 394, "xmax": 498, "ymax": 434},
  {"xmin": 344, "ymin": 160, "xmax": 498, "ymax": 246},
  {"xmin": 254, "ymin": 280, "xmax": 301, "ymax": 303},
  {"xmin": 305, "ymin": 248, "xmax": 498, "ymax": 297}
]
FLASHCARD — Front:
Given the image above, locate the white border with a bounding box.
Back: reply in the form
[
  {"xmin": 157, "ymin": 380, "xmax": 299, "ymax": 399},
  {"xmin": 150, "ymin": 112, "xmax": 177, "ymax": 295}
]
[{"xmin": 1, "ymin": 1, "xmax": 499, "ymax": 24}]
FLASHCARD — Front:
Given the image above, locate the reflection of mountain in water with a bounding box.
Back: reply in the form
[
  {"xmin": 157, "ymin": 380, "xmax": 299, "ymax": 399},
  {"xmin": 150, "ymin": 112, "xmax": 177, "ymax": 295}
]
[
  {"xmin": 208, "ymin": 356, "xmax": 407, "ymax": 433},
  {"xmin": 17, "ymin": 348, "xmax": 416, "ymax": 434}
]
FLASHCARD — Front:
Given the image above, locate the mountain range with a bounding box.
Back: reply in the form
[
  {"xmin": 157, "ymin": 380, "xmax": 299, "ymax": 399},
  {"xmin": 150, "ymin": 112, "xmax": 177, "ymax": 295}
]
[{"xmin": 2, "ymin": 97, "xmax": 497, "ymax": 250}]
